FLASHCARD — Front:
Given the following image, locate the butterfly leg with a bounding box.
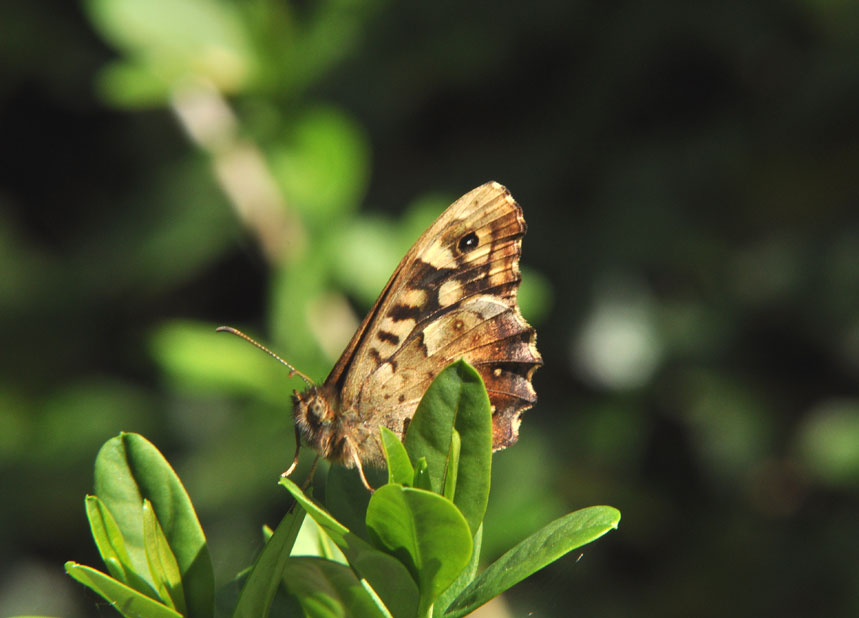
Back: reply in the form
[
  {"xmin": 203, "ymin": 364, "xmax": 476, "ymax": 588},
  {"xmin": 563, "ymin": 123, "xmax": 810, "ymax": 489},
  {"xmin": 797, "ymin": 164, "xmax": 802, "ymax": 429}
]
[
  {"xmin": 351, "ymin": 449, "xmax": 375, "ymax": 493},
  {"xmin": 281, "ymin": 425, "xmax": 303, "ymax": 478},
  {"xmin": 300, "ymin": 454, "xmax": 321, "ymax": 491}
]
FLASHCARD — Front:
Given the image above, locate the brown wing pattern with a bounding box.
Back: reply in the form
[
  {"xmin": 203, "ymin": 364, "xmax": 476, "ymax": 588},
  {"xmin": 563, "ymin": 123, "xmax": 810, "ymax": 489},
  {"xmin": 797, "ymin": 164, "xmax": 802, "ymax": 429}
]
[{"xmin": 326, "ymin": 181, "xmax": 541, "ymax": 450}]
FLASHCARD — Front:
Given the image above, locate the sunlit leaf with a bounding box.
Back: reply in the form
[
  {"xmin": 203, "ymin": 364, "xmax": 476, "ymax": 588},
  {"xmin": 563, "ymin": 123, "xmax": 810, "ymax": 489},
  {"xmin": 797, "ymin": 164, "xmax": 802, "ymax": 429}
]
[
  {"xmin": 404, "ymin": 360, "xmax": 492, "ymax": 535},
  {"xmin": 232, "ymin": 506, "xmax": 305, "ymax": 618},
  {"xmin": 150, "ymin": 320, "xmax": 291, "ymax": 401},
  {"xmin": 380, "ymin": 426, "xmax": 414, "ymax": 486},
  {"xmin": 444, "ymin": 506, "xmax": 620, "ymax": 617},
  {"xmin": 365, "ymin": 484, "xmax": 472, "ymax": 616},
  {"xmin": 443, "ymin": 430, "xmax": 460, "ymax": 501},
  {"xmin": 272, "ymin": 106, "xmax": 370, "ymax": 224},
  {"xmin": 65, "ymin": 562, "xmax": 182, "ymax": 618},
  {"xmin": 798, "ymin": 399, "xmax": 859, "ymax": 487},
  {"xmin": 86, "ymin": 0, "xmax": 255, "ymax": 105},
  {"xmin": 85, "ymin": 495, "xmax": 157, "ymax": 598},
  {"xmin": 142, "ymin": 499, "xmax": 187, "ymax": 613},
  {"xmin": 433, "ymin": 525, "xmax": 482, "ymax": 618},
  {"xmin": 94, "ymin": 433, "xmax": 214, "ymax": 618},
  {"xmin": 283, "ymin": 557, "xmax": 390, "ymax": 618},
  {"xmin": 281, "ymin": 478, "xmax": 419, "ymax": 618}
]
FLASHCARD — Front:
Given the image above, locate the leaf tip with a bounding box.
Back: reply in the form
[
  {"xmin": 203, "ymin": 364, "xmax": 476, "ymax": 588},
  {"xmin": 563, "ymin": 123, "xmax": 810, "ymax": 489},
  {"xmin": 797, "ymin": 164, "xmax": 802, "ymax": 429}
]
[{"xmin": 607, "ymin": 506, "xmax": 622, "ymax": 528}]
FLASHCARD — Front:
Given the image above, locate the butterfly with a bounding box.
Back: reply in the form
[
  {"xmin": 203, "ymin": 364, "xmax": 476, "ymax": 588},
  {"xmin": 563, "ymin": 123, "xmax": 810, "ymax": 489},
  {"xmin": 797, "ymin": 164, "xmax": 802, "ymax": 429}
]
[{"xmin": 220, "ymin": 181, "xmax": 541, "ymax": 489}]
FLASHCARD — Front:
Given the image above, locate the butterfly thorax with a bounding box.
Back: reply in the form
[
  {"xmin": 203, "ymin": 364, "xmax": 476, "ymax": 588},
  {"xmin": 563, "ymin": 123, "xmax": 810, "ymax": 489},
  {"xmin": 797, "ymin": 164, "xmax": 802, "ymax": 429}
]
[{"xmin": 292, "ymin": 385, "xmax": 381, "ymax": 467}]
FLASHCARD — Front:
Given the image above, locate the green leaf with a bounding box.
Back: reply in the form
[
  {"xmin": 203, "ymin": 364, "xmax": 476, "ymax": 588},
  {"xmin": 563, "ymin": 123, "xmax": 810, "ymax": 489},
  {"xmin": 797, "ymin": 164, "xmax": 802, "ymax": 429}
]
[
  {"xmin": 403, "ymin": 360, "xmax": 492, "ymax": 536},
  {"xmin": 283, "ymin": 557, "xmax": 391, "ymax": 618},
  {"xmin": 443, "ymin": 430, "xmax": 460, "ymax": 501},
  {"xmin": 94, "ymin": 432, "xmax": 214, "ymax": 618},
  {"xmin": 332, "ymin": 217, "xmax": 404, "ymax": 307},
  {"xmin": 65, "ymin": 562, "xmax": 182, "ymax": 618},
  {"xmin": 94, "ymin": 60, "xmax": 170, "ymax": 108},
  {"xmin": 85, "ymin": 0, "xmax": 255, "ymax": 104},
  {"xmin": 412, "ymin": 458, "xmax": 431, "ymax": 491},
  {"xmin": 281, "ymin": 478, "xmax": 419, "ymax": 618},
  {"xmin": 444, "ymin": 506, "xmax": 621, "ymax": 618},
  {"xmin": 365, "ymin": 484, "xmax": 472, "ymax": 616},
  {"xmin": 269, "ymin": 252, "xmax": 335, "ymax": 378},
  {"xmin": 272, "ymin": 106, "xmax": 370, "ymax": 225},
  {"xmin": 402, "ymin": 363, "xmax": 460, "ymax": 493},
  {"xmin": 85, "ymin": 494, "xmax": 129, "ymax": 582},
  {"xmin": 293, "ymin": 515, "xmax": 348, "ymax": 564},
  {"xmin": 150, "ymin": 320, "xmax": 295, "ymax": 403},
  {"xmin": 233, "ymin": 505, "xmax": 306, "ymax": 618},
  {"xmin": 797, "ymin": 399, "xmax": 859, "ymax": 487},
  {"xmin": 142, "ymin": 499, "xmax": 187, "ymax": 613},
  {"xmin": 380, "ymin": 426, "xmax": 414, "ymax": 486},
  {"xmin": 85, "ymin": 495, "xmax": 158, "ymax": 598},
  {"xmin": 359, "ymin": 581, "xmax": 395, "ymax": 618},
  {"xmin": 325, "ymin": 463, "xmax": 385, "ymax": 541},
  {"xmin": 433, "ymin": 524, "xmax": 481, "ymax": 618}
]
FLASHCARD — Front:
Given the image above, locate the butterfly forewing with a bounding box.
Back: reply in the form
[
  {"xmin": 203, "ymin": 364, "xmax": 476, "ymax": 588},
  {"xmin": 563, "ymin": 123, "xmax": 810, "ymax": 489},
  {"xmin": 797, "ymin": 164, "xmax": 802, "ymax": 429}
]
[{"xmin": 323, "ymin": 181, "xmax": 541, "ymax": 458}]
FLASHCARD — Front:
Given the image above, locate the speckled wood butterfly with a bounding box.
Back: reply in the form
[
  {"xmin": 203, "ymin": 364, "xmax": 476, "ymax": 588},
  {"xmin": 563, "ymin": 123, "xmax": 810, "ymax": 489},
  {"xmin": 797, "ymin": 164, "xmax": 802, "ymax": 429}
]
[{"xmin": 220, "ymin": 181, "xmax": 541, "ymax": 488}]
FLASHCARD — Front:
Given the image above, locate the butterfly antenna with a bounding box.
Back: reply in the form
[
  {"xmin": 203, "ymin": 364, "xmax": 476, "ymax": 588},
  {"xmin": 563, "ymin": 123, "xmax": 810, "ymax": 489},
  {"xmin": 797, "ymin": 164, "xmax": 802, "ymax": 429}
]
[{"xmin": 216, "ymin": 325, "xmax": 315, "ymax": 387}]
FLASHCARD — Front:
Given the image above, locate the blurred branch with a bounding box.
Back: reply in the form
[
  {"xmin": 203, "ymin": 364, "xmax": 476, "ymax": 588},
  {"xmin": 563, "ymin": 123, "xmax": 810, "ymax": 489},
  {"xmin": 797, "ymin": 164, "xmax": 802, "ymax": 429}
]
[
  {"xmin": 170, "ymin": 80, "xmax": 306, "ymax": 264},
  {"xmin": 170, "ymin": 79, "xmax": 358, "ymax": 362}
]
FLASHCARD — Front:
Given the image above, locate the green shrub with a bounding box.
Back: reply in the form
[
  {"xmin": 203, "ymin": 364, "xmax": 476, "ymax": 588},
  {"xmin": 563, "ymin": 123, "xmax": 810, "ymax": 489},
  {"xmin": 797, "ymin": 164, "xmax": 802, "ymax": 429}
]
[{"xmin": 64, "ymin": 361, "xmax": 619, "ymax": 618}]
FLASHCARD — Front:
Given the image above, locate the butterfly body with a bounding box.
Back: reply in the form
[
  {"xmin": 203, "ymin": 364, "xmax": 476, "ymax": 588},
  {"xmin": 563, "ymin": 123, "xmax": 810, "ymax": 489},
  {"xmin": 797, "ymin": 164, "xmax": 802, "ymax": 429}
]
[{"xmin": 292, "ymin": 181, "xmax": 541, "ymax": 470}]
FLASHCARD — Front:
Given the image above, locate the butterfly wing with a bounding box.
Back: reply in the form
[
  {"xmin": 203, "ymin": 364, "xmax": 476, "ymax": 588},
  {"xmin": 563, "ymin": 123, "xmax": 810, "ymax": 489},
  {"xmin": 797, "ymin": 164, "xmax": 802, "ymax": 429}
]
[{"xmin": 325, "ymin": 181, "xmax": 541, "ymax": 451}]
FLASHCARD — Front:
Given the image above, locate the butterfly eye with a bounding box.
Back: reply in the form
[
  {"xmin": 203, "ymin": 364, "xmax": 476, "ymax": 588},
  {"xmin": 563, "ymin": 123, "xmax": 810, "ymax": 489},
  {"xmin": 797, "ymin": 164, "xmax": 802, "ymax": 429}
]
[{"xmin": 458, "ymin": 231, "xmax": 479, "ymax": 253}]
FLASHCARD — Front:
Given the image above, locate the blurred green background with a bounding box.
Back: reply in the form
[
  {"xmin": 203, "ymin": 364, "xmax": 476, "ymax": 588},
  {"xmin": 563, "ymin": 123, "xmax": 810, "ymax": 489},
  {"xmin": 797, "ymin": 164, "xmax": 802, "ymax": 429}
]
[{"xmin": 1, "ymin": 0, "xmax": 858, "ymax": 616}]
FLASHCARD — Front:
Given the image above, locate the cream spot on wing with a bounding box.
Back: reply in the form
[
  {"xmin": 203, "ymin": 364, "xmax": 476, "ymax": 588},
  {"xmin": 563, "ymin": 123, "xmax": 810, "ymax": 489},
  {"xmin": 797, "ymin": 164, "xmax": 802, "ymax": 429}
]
[
  {"xmin": 378, "ymin": 316, "xmax": 415, "ymax": 339},
  {"xmin": 465, "ymin": 295, "xmax": 510, "ymax": 319},
  {"xmin": 374, "ymin": 361, "xmax": 395, "ymax": 384},
  {"xmin": 423, "ymin": 314, "xmax": 468, "ymax": 356},
  {"xmin": 401, "ymin": 287, "xmax": 428, "ymax": 308},
  {"xmin": 423, "ymin": 241, "xmax": 456, "ymax": 268},
  {"xmin": 438, "ymin": 279, "xmax": 463, "ymax": 307}
]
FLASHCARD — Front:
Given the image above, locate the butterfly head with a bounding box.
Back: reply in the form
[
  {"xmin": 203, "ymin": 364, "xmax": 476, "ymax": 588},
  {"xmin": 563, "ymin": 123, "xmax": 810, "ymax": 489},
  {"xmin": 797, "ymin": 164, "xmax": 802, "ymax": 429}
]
[
  {"xmin": 292, "ymin": 385, "xmax": 351, "ymax": 462},
  {"xmin": 292, "ymin": 386, "xmax": 333, "ymax": 426}
]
